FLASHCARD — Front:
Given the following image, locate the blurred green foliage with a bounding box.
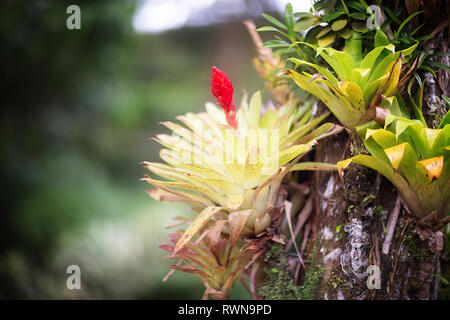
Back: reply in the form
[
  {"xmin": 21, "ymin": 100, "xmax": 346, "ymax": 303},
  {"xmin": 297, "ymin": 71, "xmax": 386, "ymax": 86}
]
[{"xmin": 0, "ymin": 0, "xmax": 263, "ymax": 299}]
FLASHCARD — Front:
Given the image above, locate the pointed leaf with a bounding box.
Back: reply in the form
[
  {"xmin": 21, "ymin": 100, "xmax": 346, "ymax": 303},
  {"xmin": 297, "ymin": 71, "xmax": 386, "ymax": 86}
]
[
  {"xmin": 379, "ymin": 57, "xmax": 402, "ymax": 96},
  {"xmin": 317, "ymin": 26, "xmax": 332, "ymax": 38},
  {"xmin": 294, "ymin": 15, "xmax": 319, "ymax": 32},
  {"xmin": 248, "ymin": 91, "xmax": 262, "ymax": 127},
  {"xmin": 318, "ymin": 31, "xmax": 336, "ymax": 47},
  {"xmin": 290, "ymin": 162, "xmax": 337, "ymax": 171},
  {"xmin": 322, "ymin": 11, "xmax": 345, "ymax": 22},
  {"xmin": 339, "ymin": 81, "xmax": 365, "ymax": 112},
  {"xmin": 174, "ymin": 206, "xmax": 223, "ymax": 254},
  {"xmin": 262, "ymin": 13, "xmax": 287, "ymax": 30},
  {"xmin": 351, "ymin": 21, "xmax": 368, "ymax": 32},
  {"xmin": 338, "ymin": 28, "xmax": 353, "ymax": 39},
  {"xmin": 375, "ymin": 29, "xmax": 389, "ymax": 47},
  {"xmin": 337, "ymin": 158, "xmax": 353, "ymax": 176},
  {"xmin": 384, "ymin": 143, "xmax": 406, "ymax": 170}
]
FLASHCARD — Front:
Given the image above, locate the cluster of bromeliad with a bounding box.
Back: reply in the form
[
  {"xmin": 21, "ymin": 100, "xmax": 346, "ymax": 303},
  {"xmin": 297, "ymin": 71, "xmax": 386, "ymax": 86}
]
[{"xmin": 142, "ymin": 4, "xmax": 449, "ymax": 299}]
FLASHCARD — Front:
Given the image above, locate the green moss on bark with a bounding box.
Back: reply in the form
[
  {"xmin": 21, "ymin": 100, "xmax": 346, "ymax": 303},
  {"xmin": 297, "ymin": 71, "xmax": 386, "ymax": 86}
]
[
  {"xmin": 404, "ymin": 230, "xmax": 425, "ymax": 262},
  {"xmin": 258, "ymin": 243, "xmax": 300, "ymax": 300},
  {"xmin": 297, "ymin": 266, "xmax": 323, "ymax": 300}
]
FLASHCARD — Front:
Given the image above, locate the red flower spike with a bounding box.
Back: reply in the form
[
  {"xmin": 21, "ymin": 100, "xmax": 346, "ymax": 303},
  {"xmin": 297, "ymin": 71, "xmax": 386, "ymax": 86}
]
[{"xmin": 211, "ymin": 66, "xmax": 238, "ymax": 129}]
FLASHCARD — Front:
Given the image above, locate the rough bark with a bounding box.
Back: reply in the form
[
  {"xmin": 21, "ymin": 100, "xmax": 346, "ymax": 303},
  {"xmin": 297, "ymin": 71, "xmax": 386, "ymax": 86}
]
[{"xmin": 305, "ymin": 125, "xmax": 444, "ymax": 300}]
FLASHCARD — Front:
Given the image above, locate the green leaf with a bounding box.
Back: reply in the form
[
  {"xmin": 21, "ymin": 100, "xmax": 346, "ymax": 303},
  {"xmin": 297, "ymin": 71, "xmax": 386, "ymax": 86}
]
[
  {"xmin": 396, "ymin": 94, "xmax": 412, "ymax": 119},
  {"xmin": 428, "ymin": 61, "xmax": 450, "ymax": 72},
  {"xmin": 294, "ymin": 12, "xmax": 314, "ymax": 18},
  {"xmin": 414, "ymin": 73, "xmax": 423, "ymax": 88},
  {"xmin": 341, "ymin": 0, "xmax": 350, "ymax": 14},
  {"xmin": 278, "ymin": 142, "xmax": 314, "ymax": 167},
  {"xmin": 285, "ymin": 3, "xmax": 294, "ymax": 37},
  {"xmin": 347, "ymin": 1, "xmax": 365, "ymax": 13},
  {"xmin": 257, "ymin": 26, "xmax": 291, "ymax": 39},
  {"xmin": 433, "ymin": 274, "xmax": 449, "ymax": 286},
  {"xmin": 365, "ymin": 127, "xmax": 397, "ymax": 149},
  {"xmin": 406, "ymin": 79, "xmax": 427, "ymax": 126},
  {"xmin": 375, "ymin": 29, "xmax": 389, "ymax": 47},
  {"xmin": 363, "ymin": 195, "xmax": 376, "ymax": 202},
  {"xmin": 262, "ymin": 13, "xmax": 287, "ymax": 30},
  {"xmin": 380, "ymin": 216, "xmax": 388, "ymax": 234},
  {"xmin": 281, "ymin": 111, "xmax": 330, "ymax": 147},
  {"xmin": 318, "ymin": 31, "xmax": 336, "ymax": 47},
  {"xmin": 317, "ymin": 26, "xmax": 332, "ymax": 38},
  {"xmin": 273, "ymin": 47, "xmax": 297, "ymax": 56},
  {"xmin": 304, "ymin": 25, "xmax": 322, "ymax": 43},
  {"xmin": 340, "ymin": 81, "xmax": 365, "ymax": 112},
  {"xmin": 350, "ymin": 12, "xmax": 366, "ymax": 20},
  {"xmin": 338, "ymin": 28, "xmax": 353, "ymax": 39},
  {"xmin": 296, "ymin": 122, "xmax": 336, "ymax": 145},
  {"xmin": 322, "ymin": 11, "xmax": 345, "ymax": 22},
  {"xmin": 331, "ymin": 19, "xmax": 348, "ymax": 31},
  {"xmin": 357, "ymin": 0, "xmax": 369, "ymax": 9},
  {"xmin": 400, "ymin": 42, "xmax": 419, "ymax": 57},
  {"xmin": 248, "ymin": 91, "xmax": 262, "ymax": 127},
  {"xmin": 356, "ymin": 122, "xmax": 391, "ymax": 164},
  {"xmin": 374, "ymin": 205, "xmax": 384, "ymax": 214},
  {"xmin": 287, "ymin": 70, "xmax": 361, "ymax": 129},
  {"xmin": 428, "ymin": 52, "xmax": 450, "ymax": 58},
  {"xmin": 417, "ymin": 34, "xmax": 435, "ymax": 42},
  {"xmin": 288, "ymin": 57, "xmax": 340, "ymax": 88},
  {"xmin": 321, "ymin": 47, "xmax": 354, "ymax": 78},
  {"xmin": 367, "ymin": 51, "xmax": 400, "ymax": 84},
  {"xmin": 313, "ymin": 0, "xmax": 334, "ymax": 12},
  {"xmin": 382, "ymin": 5, "xmax": 401, "ymax": 24},
  {"xmin": 411, "ymin": 23, "xmax": 425, "ymax": 36},
  {"xmin": 257, "ymin": 26, "xmax": 280, "ymax": 32},
  {"xmin": 262, "ymin": 40, "xmax": 290, "ymax": 48},
  {"xmin": 395, "ymin": 10, "xmax": 423, "ymax": 38},
  {"xmin": 351, "ymin": 21, "xmax": 368, "ymax": 33},
  {"xmin": 437, "ymin": 105, "xmax": 449, "ymax": 129},
  {"xmin": 290, "ymin": 162, "xmax": 337, "ymax": 172},
  {"xmin": 361, "ymin": 44, "xmax": 394, "ymax": 70},
  {"xmin": 294, "ymin": 16, "xmax": 319, "ymax": 32}
]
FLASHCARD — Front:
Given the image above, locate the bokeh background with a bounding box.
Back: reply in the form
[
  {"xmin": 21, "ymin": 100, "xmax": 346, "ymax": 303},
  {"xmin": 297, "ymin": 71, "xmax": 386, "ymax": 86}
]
[{"xmin": 0, "ymin": 0, "xmax": 310, "ymax": 299}]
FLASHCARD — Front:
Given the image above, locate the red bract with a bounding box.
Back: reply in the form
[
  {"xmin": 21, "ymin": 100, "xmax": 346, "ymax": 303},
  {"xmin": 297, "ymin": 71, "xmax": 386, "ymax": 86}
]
[{"xmin": 211, "ymin": 66, "xmax": 238, "ymax": 129}]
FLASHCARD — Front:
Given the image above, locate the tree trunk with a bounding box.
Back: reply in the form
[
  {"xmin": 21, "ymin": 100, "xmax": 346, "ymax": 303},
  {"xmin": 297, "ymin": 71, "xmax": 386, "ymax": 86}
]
[{"xmin": 304, "ymin": 127, "xmax": 443, "ymax": 300}]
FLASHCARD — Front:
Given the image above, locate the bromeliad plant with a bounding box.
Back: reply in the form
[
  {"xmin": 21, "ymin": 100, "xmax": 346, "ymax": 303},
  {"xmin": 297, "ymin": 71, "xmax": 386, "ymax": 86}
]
[
  {"xmin": 258, "ymin": 2, "xmax": 449, "ymax": 221},
  {"xmin": 159, "ymin": 218, "xmax": 261, "ymax": 300},
  {"xmin": 142, "ymin": 67, "xmax": 333, "ymax": 298},
  {"xmin": 285, "ymin": 32, "xmax": 418, "ymax": 130},
  {"xmin": 337, "ymin": 113, "xmax": 450, "ymax": 219}
]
